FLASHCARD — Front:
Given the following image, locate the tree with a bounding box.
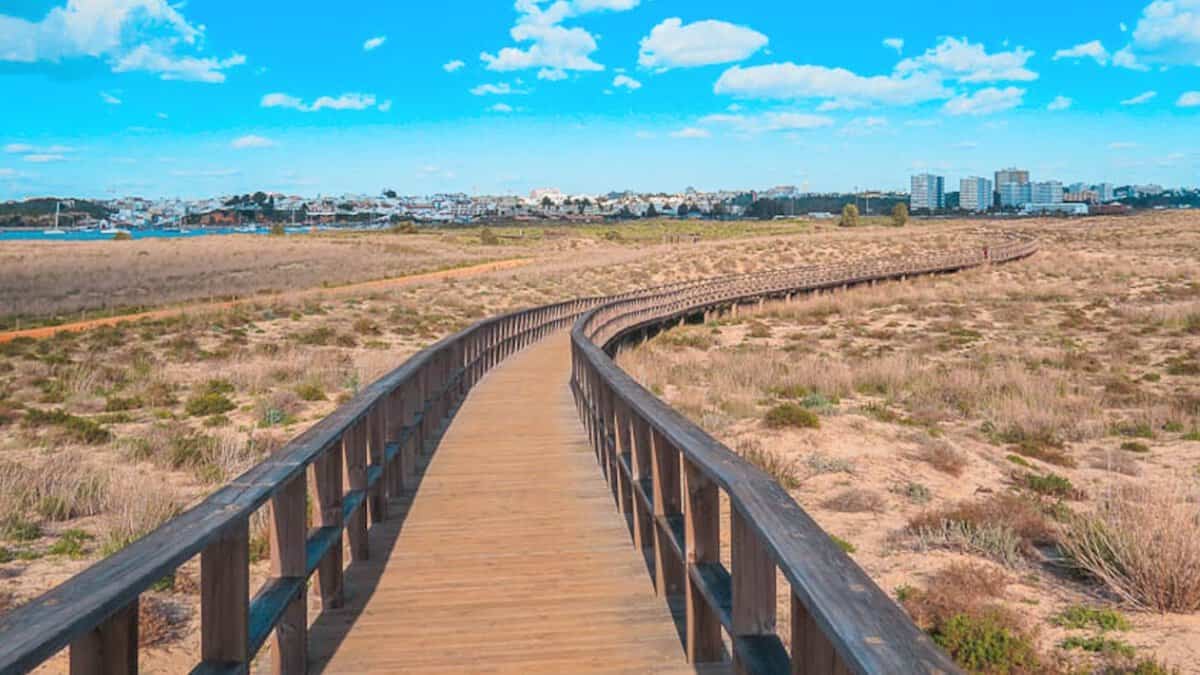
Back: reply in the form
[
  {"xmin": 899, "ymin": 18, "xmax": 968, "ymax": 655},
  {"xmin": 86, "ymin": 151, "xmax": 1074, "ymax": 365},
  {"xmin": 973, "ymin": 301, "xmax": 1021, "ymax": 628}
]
[
  {"xmin": 383, "ymin": 189, "xmax": 398, "ymax": 199},
  {"xmin": 645, "ymin": 203, "xmax": 659, "ymax": 218},
  {"xmin": 891, "ymin": 202, "xmax": 908, "ymax": 227},
  {"xmin": 541, "ymin": 196, "xmax": 554, "ymax": 208},
  {"xmin": 839, "ymin": 203, "xmax": 860, "ymax": 228}
]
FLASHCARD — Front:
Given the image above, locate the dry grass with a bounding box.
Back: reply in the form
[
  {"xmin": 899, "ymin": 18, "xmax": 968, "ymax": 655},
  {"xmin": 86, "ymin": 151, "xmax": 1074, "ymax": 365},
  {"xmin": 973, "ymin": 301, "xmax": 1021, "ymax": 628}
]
[
  {"xmin": 821, "ymin": 488, "xmax": 885, "ymax": 513},
  {"xmin": 1061, "ymin": 482, "xmax": 1200, "ymax": 613},
  {"xmin": 905, "ymin": 493, "xmax": 1053, "ymax": 566}
]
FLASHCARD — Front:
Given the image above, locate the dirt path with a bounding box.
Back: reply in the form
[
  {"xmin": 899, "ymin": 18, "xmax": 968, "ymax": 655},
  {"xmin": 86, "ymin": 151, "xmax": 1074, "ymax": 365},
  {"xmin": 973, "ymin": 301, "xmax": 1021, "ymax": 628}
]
[{"xmin": 0, "ymin": 258, "xmax": 531, "ymax": 344}]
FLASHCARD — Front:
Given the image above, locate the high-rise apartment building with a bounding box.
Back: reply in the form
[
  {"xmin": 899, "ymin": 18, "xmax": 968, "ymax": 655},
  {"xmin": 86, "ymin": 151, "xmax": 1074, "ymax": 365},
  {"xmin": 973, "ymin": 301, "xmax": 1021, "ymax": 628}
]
[
  {"xmin": 1032, "ymin": 181, "xmax": 1063, "ymax": 204},
  {"xmin": 995, "ymin": 168, "xmax": 1031, "ymax": 207},
  {"xmin": 1096, "ymin": 183, "xmax": 1115, "ymax": 202},
  {"xmin": 910, "ymin": 174, "xmax": 945, "ymax": 211},
  {"xmin": 960, "ymin": 176, "xmax": 993, "ymax": 212}
]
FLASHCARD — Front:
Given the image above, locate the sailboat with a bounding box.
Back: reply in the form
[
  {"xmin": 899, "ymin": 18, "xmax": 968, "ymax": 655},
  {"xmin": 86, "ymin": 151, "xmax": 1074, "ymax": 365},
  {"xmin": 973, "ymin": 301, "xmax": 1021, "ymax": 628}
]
[{"xmin": 42, "ymin": 202, "xmax": 66, "ymax": 235}]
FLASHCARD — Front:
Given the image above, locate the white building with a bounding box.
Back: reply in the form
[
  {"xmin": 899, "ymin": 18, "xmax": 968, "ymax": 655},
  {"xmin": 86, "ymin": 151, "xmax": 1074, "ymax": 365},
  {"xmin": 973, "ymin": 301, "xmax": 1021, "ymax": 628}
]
[
  {"xmin": 1096, "ymin": 183, "xmax": 1116, "ymax": 202},
  {"xmin": 996, "ymin": 168, "xmax": 1031, "ymax": 207},
  {"xmin": 1032, "ymin": 181, "xmax": 1063, "ymax": 204},
  {"xmin": 960, "ymin": 176, "xmax": 993, "ymax": 212},
  {"xmin": 910, "ymin": 174, "xmax": 945, "ymax": 211}
]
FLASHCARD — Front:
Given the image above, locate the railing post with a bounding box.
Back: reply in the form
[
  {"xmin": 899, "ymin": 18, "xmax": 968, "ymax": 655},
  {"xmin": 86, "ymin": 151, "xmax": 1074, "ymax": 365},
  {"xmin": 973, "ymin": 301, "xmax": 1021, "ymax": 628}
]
[
  {"xmin": 201, "ymin": 519, "xmax": 249, "ymax": 669},
  {"xmin": 732, "ymin": 508, "xmax": 775, "ymax": 674},
  {"xmin": 629, "ymin": 413, "xmax": 655, "ymax": 569},
  {"xmin": 344, "ymin": 418, "xmax": 369, "ymax": 561},
  {"xmin": 791, "ymin": 590, "xmax": 846, "ymax": 674},
  {"xmin": 270, "ymin": 474, "xmax": 307, "ymax": 675},
  {"xmin": 70, "ymin": 600, "xmax": 137, "ymax": 675},
  {"xmin": 311, "ymin": 441, "xmax": 344, "ymax": 608},
  {"xmin": 367, "ymin": 404, "xmax": 388, "ymax": 524},
  {"xmin": 683, "ymin": 458, "xmax": 723, "ymax": 663},
  {"xmin": 650, "ymin": 428, "xmax": 683, "ymax": 597}
]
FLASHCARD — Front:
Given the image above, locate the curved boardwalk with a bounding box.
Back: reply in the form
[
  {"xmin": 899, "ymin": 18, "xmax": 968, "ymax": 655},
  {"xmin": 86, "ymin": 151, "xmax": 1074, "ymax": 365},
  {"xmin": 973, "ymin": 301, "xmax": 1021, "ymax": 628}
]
[{"xmin": 308, "ymin": 333, "xmax": 715, "ymax": 674}]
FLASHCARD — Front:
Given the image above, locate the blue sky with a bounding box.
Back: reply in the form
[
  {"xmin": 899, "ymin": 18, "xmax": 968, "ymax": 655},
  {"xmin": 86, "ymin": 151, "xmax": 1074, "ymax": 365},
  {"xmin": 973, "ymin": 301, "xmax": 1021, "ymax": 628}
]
[{"xmin": 1, "ymin": 0, "xmax": 1198, "ymax": 199}]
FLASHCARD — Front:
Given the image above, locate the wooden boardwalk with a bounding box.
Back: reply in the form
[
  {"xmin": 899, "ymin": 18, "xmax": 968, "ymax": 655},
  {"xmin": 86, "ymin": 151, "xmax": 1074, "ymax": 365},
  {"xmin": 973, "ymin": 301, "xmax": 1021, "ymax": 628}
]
[{"xmin": 308, "ymin": 333, "xmax": 715, "ymax": 674}]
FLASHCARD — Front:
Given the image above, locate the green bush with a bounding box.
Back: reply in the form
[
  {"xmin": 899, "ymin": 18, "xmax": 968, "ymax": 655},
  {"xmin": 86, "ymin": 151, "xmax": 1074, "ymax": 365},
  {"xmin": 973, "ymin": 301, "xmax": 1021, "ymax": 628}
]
[
  {"xmin": 1, "ymin": 516, "xmax": 42, "ymax": 541},
  {"xmin": 1120, "ymin": 440, "xmax": 1150, "ymax": 453},
  {"xmin": 1060, "ymin": 635, "xmax": 1135, "ymax": 658},
  {"xmin": 1053, "ymin": 605, "xmax": 1130, "ymax": 632},
  {"xmin": 294, "ymin": 382, "xmax": 326, "ymax": 401},
  {"xmin": 831, "ymin": 535, "xmax": 856, "ymax": 554},
  {"xmin": 22, "ymin": 408, "xmax": 111, "ymax": 444},
  {"xmin": 1022, "ymin": 472, "xmax": 1077, "ymax": 499},
  {"xmin": 48, "ymin": 529, "xmax": 92, "ymax": 559},
  {"xmin": 480, "ymin": 228, "xmax": 500, "ymax": 245},
  {"xmin": 185, "ymin": 392, "xmax": 235, "ymax": 417},
  {"xmin": 764, "ymin": 403, "xmax": 820, "ymax": 430},
  {"xmin": 931, "ymin": 612, "xmax": 1039, "ymax": 673}
]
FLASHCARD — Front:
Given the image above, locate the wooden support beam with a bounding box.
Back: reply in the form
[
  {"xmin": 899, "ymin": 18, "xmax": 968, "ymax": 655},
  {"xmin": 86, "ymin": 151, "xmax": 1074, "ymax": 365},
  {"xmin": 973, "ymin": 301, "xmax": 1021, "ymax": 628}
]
[
  {"xmin": 650, "ymin": 428, "xmax": 683, "ymax": 597},
  {"xmin": 269, "ymin": 474, "xmax": 307, "ymax": 675},
  {"xmin": 630, "ymin": 415, "xmax": 655, "ymax": 566},
  {"xmin": 69, "ymin": 600, "xmax": 137, "ymax": 675},
  {"xmin": 201, "ymin": 519, "xmax": 249, "ymax": 669},
  {"xmin": 683, "ymin": 458, "xmax": 723, "ymax": 663},
  {"xmin": 310, "ymin": 443, "xmax": 343, "ymax": 609},
  {"xmin": 344, "ymin": 418, "xmax": 369, "ymax": 561},
  {"xmin": 367, "ymin": 405, "xmax": 388, "ymax": 524},
  {"xmin": 791, "ymin": 591, "xmax": 849, "ymax": 674},
  {"xmin": 732, "ymin": 508, "xmax": 775, "ymax": 674}
]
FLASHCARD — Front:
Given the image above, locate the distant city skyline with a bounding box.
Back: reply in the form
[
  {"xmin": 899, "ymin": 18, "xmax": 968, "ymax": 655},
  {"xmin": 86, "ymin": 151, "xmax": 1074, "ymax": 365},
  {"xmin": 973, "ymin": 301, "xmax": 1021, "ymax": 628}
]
[{"xmin": 2, "ymin": 0, "xmax": 1199, "ymax": 199}]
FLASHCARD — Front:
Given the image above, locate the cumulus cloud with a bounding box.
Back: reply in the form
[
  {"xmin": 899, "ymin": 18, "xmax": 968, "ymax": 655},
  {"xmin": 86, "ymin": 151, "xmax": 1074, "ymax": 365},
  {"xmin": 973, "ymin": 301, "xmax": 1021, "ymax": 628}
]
[
  {"xmin": 1179, "ymin": 91, "xmax": 1200, "ymax": 106},
  {"xmin": 231, "ymin": 135, "xmax": 275, "ymax": 149},
  {"xmin": 942, "ymin": 86, "xmax": 1025, "ymax": 115},
  {"xmin": 261, "ymin": 92, "xmax": 384, "ymax": 112},
  {"xmin": 24, "ymin": 153, "xmax": 68, "ymax": 163},
  {"xmin": 1121, "ymin": 90, "xmax": 1157, "ymax": 105},
  {"xmin": 443, "ymin": 59, "xmax": 465, "ymax": 72},
  {"xmin": 700, "ymin": 111, "xmax": 834, "ymax": 133},
  {"xmin": 1047, "ymin": 95, "xmax": 1073, "ymax": 111},
  {"xmin": 1125, "ymin": 0, "xmax": 1200, "ymax": 67},
  {"xmin": 637, "ymin": 18, "xmax": 768, "ymax": 70},
  {"xmin": 0, "ymin": 0, "xmax": 245, "ymax": 82},
  {"xmin": 100, "ymin": 91, "xmax": 122, "ymax": 105},
  {"xmin": 1053, "ymin": 40, "xmax": 1110, "ymax": 64},
  {"xmin": 883, "ymin": 37, "xmax": 904, "ymax": 53},
  {"xmin": 670, "ymin": 127, "xmax": 711, "ymax": 138},
  {"xmin": 612, "ymin": 74, "xmax": 641, "ymax": 90},
  {"xmin": 363, "ymin": 36, "xmax": 386, "ymax": 51},
  {"xmin": 714, "ymin": 63, "xmax": 950, "ymax": 109},
  {"xmin": 895, "ymin": 37, "xmax": 1037, "ymax": 82},
  {"xmin": 470, "ymin": 81, "xmax": 527, "ymax": 96},
  {"xmin": 839, "ymin": 116, "xmax": 890, "ymax": 136},
  {"xmin": 489, "ymin": 102, "xmax": 514, "ymax": 113}
]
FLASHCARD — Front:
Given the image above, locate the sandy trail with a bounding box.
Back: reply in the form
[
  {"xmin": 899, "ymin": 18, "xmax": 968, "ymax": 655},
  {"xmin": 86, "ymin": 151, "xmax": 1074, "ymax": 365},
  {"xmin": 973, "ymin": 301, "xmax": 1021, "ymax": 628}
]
[{"xmin": 0, "ymin": 258, "xmax": 531, "ymax": 344}]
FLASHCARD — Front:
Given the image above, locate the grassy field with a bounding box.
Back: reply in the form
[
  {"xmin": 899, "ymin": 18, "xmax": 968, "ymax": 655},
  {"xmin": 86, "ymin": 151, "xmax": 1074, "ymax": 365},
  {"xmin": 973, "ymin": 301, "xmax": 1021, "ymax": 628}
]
[
  {"xmin": 2, "ymin": 215, "xmax": 1191, "ymax": 673},
  {"xmin": 617, "ymin": 211, "xmax": 1200, "ymax": 674}
]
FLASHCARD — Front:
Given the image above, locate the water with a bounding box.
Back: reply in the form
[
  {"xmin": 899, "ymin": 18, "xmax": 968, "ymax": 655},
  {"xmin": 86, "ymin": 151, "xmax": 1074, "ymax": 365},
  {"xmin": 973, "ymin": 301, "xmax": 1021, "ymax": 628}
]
[{"xmin": 0, "ymin": 225, "xmax": 382, "ymax": 242}]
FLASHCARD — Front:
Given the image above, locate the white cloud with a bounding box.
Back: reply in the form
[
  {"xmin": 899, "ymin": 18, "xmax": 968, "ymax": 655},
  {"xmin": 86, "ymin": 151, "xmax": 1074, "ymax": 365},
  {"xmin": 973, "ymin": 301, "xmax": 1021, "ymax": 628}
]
[
  {"xmin": 481, "ymin": 0, "xmax": 621, "ymax": 75},
  {"xmin": 0, "ymin": 0, "xmax": 244, "ymax": 82},
  {"xmin": 883, "ymin": 38, "xmax": 904, "ymax": 53},
  {"xmin": 100, "ymin": 91, "xmax": 122, "ymax": 105},
  {"xmin": 363, "ymin": 36, "xmax": 386, "ymax": 51},
  {"xmin": 1109, "ymin": 141, "xmax": 1139, "ymax": 149},
  {"xmin": 489, "ymin": 103, "xmax": 514, "ymax": 113},
  {"xmin": 377, "ymin": 99, "xmax": 393, "ymax": 112},
  {"xmin": 671, "ymin": 127, "xmax": 711, "ymax": 139},
  {"xmin": 612, "ymin": 74, "xmax": 641, "ymax": 90},
  {"xmin": 261, "ymin": 92, "xmax": 380, "ymax": 112},
  {"xmin": 538, "ymin": 67, "xmax": 568, "ymax": 80},
  {"xmin": 1121, "ymin": 90, "xmax": 1157, "ymax": 105},
  {"xmin": 443, "ymin": 59, "xmax": 465, "ymax": 72},
  {"xmin": 1047, "ymin": 95, "xmax": 1073, "ymax": 111},
  {"xmin": 700, "ymin": 111, "xmax": 834, "ymax": 134},
  {"xmin": 470, "ymin": 81, "xmax": 527, "ymax": 96},
  {"xmin": 896, "ymin": 37, "xmax": 1037, "ymax": 82},
  {"xmin": 1179, "ymin": 91, "xmax": 1200, "ymax": 106},
  {"xmin": 839, "ymin": 116, "xmax": 890, "ymax": 136},
  {"xmin": 1125, "ymin": 0, "xmax": 1200, "ymax": 67},
  {"xmin": 3, "ymin": 143, "xmax": 34, "ymax": 154},
  {"xmin": 1113, "ymin": 46, "xmax": 1149, "ymax": 70},
  {"xmin": 231, "ymin": 134, "xmax": 275, "ymax": 149},
  {"xmin": 942, "ymin": 86, "xmax": 1025, "ymax": 115},
  {"xmin": 637, "ymin": 18, "xmax": 768, "ymax": 70},
  {"xmin": 24, "ymin": 154, "xmax": 67, "ymax": 163},
  {"xmin": 5, "ymin": 143, "xmax": 75, "ymax": 156},
  {"xmin": 1053, "ymin": 40, "xmax": 1110, "ymax": 65},
  {"xmin": 714, "ymin": 62, "xmax": 951, "ymax": 109}
]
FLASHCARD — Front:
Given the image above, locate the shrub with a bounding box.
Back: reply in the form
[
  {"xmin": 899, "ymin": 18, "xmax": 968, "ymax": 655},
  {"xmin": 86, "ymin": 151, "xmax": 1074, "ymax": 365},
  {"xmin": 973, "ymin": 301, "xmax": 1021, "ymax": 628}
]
[
  {"xmin": 104, "ymin": 395, "xmax": 144, "ymax": 412},
  {"xmin": 1100, "ymin": 657, "xmax": 1180, "ymax": 675},
  {"xmin": 914, "ymin": 438, "xmax": 967, "ymax": 476},
  {"xmin": 803, "ymin": 451, "xmax": 856, "ymax": 476},
  {"xmin": 931, "ymin": 611, "xmax": 1040, "ymax": 673},
  {"xmin": 269, "ymin": 223, "xmax": 286, "ymax": 236},
  {"xmin": 1, "ymin": 516, "xmax": 41, "ymax": 541},
  {"xmin": 479, "ymin": 228, "xmax": 500, "ymax": 245},
  {"xmin": 907, "ymin": 493, "xmax": 1051, "ymax": 566},
  {"xmin": 737, "ymin": 439, "xmax": 800, "ymax": 489},
  {"xmin": 294, "ymin": 382, "xmax": 327, "ymax": 402},
  {"xmin": 746, "ymin": 321, "xmax": 772, "ymax": 338},
  {"xmin": 1053, "ymin": 605, "xmax": 1130, "ymax": 632},
  {"xmin": 1060, "ymin": 482, "xmax": 1200, "ymax": 612},
  {"xmin": 901, "ymin": 562, "xmax": 1008, "ymax": 628},
  {"xmin": 1060, "ymin": 635, "xmax": 1135, "ymax": 658},
  {"xmin": 22, "ymin": 408, "xmax": 111, "ymax": 444},
  {"xmin": 1021, "ymin": 472, "xmax": 1079, "ymax": 499},
  {"xmin": 894, "ymin": 481, "xmax": 932, "ymax": 504},
  {"xmin": 821, "ymin": 488, "xmax": 885, "ymax": 513},
  {"xmin": 839, "ymin": 203, "xmax": 860, "ymax": 228},
  {"xmin": 764, "ymin": 403, "xmax": 820, "ymax": 430},
  {"xmin": 830, "ymin": 535, "xmax": 856, "ymax": 554},
  {"xmin": 1119, "ymin": 440, "xmax": 1150, "ymax": 454},
  {"xmin": 48, "ymin": 529, "xmax": 92, "ymax": 559},
  {"xmin": 184, "ymin": 391, "xmax": 235, "ymax": 417},
  {"xmin": 891, "ymin": 202, "xmax": 909, "ymax": 227}
]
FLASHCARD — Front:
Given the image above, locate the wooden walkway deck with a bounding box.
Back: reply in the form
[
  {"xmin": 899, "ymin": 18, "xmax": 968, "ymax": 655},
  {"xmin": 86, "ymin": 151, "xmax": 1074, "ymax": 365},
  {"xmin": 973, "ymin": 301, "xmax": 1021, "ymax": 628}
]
[{"xmin": 308, "ymin": 333, "xmax": 716, "ymax": 674}]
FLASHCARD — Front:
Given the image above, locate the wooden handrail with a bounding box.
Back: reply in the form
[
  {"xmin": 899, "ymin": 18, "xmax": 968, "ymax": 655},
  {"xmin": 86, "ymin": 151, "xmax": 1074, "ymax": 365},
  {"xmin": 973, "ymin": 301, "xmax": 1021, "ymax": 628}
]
[
  {"xmin": 569, "ymin": 235, "xmax": 1037, "ymax": 674},
  {"xmin": 0, "ymin": 234, "xmax": 1035, "ymax": 674}
]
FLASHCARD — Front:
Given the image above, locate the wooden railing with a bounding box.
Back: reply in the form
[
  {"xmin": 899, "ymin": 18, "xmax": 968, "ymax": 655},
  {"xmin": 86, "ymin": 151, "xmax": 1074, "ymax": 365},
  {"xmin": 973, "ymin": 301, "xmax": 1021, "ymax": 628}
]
[
  {"xmin": 569, "ymin": 235, "xmax": 1037, "ymax": 674},
  {"xmin": 0, "ymin": 295, "xmax": 615, "ymax": 674},
  {"xmin": 0, "ymin": 234, "xmax": 1036, "ymax": 674}
]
